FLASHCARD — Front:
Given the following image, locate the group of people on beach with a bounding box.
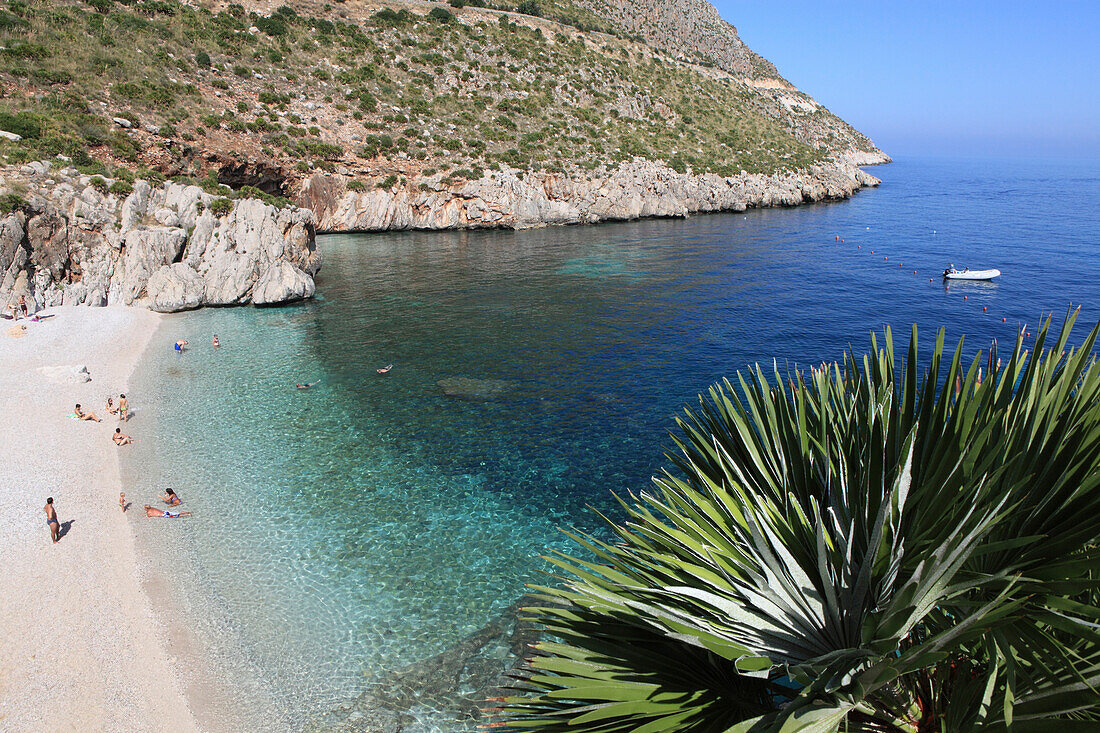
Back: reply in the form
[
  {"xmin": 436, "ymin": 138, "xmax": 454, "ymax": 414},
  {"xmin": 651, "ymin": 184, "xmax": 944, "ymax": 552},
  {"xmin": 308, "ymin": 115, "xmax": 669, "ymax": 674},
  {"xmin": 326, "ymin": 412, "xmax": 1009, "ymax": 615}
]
[
  {"xmin": 49, "ymin": 336, "xmax": 212, "ymax": 543},
  {"xmin": 5, "ymin": 294, "xmax": 29, "ymax": 320},
  {"xmin": 73, "ymin": 393, "xmax": 135, "ymax": 446},
  {"xmin": 118, "ymin": 488, "xmax": 192, "ymax": 519}
]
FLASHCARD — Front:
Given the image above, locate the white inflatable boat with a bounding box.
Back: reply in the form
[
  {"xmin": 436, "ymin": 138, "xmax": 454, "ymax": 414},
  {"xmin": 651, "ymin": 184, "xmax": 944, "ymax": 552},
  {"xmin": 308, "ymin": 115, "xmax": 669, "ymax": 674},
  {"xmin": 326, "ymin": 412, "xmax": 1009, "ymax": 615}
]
[{"xmin": 943, "ymin": 265, "xmax": 1000, "ymax": 281}]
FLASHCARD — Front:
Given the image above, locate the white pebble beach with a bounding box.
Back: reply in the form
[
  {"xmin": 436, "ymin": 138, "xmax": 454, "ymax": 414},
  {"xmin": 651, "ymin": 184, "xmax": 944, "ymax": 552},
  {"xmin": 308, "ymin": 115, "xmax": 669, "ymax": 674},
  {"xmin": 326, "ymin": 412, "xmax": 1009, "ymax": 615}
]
[{"xmin": 0, "ymin": 306, "xmax": 200, "ymax": 732}]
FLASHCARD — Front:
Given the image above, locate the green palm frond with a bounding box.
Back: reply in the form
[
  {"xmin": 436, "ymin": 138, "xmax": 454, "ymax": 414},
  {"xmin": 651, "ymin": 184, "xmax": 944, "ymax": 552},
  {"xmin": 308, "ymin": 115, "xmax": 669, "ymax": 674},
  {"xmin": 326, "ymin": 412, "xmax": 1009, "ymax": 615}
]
[{"xmin": 495, "ymin": 312, "xmax": 1100, "ymax": 733}]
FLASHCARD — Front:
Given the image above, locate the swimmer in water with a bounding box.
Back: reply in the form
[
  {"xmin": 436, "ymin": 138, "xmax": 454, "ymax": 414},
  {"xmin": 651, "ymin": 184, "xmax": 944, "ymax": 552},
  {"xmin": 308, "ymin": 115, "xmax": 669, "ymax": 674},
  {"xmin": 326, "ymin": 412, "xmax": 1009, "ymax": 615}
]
[
  {"xmin": 161, "ymin": 488, "xmax": 181, "ymax": 505},
  {"xmin": 376, "ymin": 364, "xmax": 393, "ymax": 374},
  {"xmin": 296, "ymin": 379, "xmax": 321, "ymax": 389},
  {"xmin": 144, "ymin": 505, "xmax": 191, "ymax": 518},
  {"xmin": 212, "ymin": 335, "xmax": 220, "ymax": 348}
]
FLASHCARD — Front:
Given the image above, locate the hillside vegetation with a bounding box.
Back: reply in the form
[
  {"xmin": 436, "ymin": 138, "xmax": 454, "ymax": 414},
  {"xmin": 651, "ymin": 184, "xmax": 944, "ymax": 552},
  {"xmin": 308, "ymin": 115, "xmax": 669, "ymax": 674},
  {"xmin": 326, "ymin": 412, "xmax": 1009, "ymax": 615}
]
[{"xmin": 0, "ymin": 0, "xmax": 881, "ymax": 198}]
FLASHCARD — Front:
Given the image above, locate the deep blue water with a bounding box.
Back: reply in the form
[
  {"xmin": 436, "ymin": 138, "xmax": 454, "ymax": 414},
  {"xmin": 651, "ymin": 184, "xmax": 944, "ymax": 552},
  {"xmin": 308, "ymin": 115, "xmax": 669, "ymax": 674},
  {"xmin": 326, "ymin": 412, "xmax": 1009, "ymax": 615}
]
[{"xmin": 126, "ymin": 156, "xmax": 1100, "ymax": 727}]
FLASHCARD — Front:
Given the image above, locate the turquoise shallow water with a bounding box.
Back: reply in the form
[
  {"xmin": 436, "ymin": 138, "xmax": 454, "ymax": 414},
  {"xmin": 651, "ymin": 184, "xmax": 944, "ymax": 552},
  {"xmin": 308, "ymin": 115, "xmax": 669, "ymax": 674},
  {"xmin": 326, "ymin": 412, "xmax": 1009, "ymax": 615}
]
[{"xmin": 125, "ymin": 156, "xmax": 1100, "ymax": 728}]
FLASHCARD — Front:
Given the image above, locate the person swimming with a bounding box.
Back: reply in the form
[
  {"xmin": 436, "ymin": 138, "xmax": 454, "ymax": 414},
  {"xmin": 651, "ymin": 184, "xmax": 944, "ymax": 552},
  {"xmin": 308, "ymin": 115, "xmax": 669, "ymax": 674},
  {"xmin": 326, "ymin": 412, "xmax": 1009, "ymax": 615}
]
[
  {"xmin": 145, "ymin": 505, "xmax": 191, "ymax": 518},
  {"xmin": 212, "ymin": 335, "xmax": 220, "ymax": 348},
  {"xmin": 161, "ymin": 488, "xmax": 181, "ymax": 506},
  {"xmin": 296, "ymin": 379, "xmax": 321, "ymax": 389},
  {"xmin": 376, "ymin": 364, "xmax": 394, "ymax": 374}
]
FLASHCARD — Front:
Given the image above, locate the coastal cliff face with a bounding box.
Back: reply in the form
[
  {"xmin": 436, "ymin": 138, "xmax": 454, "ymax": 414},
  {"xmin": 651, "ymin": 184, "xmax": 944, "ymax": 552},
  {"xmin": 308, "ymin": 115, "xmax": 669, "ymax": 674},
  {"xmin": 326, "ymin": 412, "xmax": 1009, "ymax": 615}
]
[
  {"xmin": 0, "ymin": 161, "xmax": 320, "ymax": 314},
  {"xmin": 300, "ymin": 158, "xmax": 881, "ymax": 232}
]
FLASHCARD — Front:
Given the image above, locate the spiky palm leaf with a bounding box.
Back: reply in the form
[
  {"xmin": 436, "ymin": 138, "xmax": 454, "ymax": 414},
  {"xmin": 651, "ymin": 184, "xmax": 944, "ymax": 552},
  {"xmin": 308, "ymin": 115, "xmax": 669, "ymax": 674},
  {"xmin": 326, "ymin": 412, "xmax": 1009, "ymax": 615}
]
[{"xmin": 495, "ymin": 312, "xmax": 1100, "ymax": 733}]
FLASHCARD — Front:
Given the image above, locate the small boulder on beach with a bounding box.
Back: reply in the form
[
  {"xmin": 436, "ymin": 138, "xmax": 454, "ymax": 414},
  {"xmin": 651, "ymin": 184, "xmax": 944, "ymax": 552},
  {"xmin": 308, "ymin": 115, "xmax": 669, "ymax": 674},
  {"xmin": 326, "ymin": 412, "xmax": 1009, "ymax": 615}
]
[{"xmin": 38, "ymin": 364, "xmax": 91, "ymax": 384}]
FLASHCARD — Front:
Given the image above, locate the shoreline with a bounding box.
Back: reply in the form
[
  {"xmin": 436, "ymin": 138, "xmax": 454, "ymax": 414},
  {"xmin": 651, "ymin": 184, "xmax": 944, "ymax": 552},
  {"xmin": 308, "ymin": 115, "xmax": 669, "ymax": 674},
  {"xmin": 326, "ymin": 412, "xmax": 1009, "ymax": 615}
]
[
  {"xmin": 121, "ymin": 312, "xmax": 288, "ymax": 731},
  {"xmin": 0, "ymin": 306, "xmax": 200, "ymax": 731}
]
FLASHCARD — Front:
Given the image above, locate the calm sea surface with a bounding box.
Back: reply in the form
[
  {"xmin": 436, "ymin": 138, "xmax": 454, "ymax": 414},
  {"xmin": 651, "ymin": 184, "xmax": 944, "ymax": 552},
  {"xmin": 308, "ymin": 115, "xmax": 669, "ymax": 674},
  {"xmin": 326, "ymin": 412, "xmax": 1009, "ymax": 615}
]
[{"xmin": 125, "ymin": 156, "xmax": 1100, "ymax": 728}]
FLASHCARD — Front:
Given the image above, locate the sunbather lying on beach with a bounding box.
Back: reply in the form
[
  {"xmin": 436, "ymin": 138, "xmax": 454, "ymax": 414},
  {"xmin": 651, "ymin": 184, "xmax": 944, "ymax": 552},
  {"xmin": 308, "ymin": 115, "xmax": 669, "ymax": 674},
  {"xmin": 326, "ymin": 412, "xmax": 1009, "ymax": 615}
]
[
  {"xmin": 145, "ymin": 505, "xmax": 191, "ymax": 518},
  {"xmin": 113, "ymin": 428, "xmax": 134, "ymax": 446},
  {"xmin": 161, "ymin": 488, "xmax": 181, "ymax": 505},
  {"xmin": 74, "ymin": 404, "xmax": 101, "ymax": 422}
]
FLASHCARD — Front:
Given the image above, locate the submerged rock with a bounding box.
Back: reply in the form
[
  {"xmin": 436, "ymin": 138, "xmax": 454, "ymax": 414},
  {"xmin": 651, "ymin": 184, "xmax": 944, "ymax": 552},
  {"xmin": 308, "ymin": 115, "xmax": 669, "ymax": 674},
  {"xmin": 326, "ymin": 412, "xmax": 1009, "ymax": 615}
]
[
  {"xmin": 437, "ymin": 377, "xmax": 517, "ymax": 401},
  {"xmin": 305, "ymin": 598, "xmax": 542, "ymax": 733}
]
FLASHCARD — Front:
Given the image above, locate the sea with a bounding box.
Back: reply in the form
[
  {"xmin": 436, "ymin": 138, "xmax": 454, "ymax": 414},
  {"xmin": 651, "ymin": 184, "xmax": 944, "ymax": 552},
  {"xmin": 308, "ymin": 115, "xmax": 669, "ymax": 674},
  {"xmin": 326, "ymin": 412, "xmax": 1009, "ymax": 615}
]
[{"xmin": 122, "ymin": 155, "xmax": 1100, "ymax": 730}]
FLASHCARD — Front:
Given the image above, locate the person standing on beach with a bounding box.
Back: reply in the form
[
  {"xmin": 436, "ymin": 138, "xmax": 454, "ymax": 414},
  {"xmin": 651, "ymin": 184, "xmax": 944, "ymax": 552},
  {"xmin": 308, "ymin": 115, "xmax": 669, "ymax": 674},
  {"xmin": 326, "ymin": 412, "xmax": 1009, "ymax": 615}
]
[
  {"xmin": 174, "ymin": 340, "xmax": 188, "ymax": 352},
  {"xmin": 18, "ymin": 295, "xmax": 27, "ymax": 318},
  {"xmin": 118, "ymin": 394, "xmax": 129, "ymax": 422},
  {"xmin": 45, "ymin": 497, "xmax": 59, "ymax": 543}
]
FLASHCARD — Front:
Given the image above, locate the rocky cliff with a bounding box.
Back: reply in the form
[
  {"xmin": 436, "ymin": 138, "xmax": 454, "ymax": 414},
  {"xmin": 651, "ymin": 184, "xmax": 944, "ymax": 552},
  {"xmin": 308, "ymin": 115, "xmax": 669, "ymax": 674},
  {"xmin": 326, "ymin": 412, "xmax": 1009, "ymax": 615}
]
[
  {"xmin": 0, "ymin": 161, "xmax": 320, "ymax": 314},
  {"xmin": 300, "ymin": 158, "xmax": 880, "ymax": 232},
  {"xmin": 569, "ymin": 0, "xmax": 783, "ymax": 79},
  {"xmin": 0, "ymin": 0, "xmax": 888, "ymax": 311}
]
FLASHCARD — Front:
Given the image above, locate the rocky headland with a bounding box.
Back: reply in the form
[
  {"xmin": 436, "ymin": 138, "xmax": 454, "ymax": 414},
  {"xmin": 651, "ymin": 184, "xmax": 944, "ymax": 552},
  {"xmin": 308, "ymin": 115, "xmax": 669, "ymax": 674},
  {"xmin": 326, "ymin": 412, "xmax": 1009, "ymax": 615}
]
[
  {"xmin": 300, "ymin": 155, "xmax": 881, "ymax": 232},
  {"xmin": 0, "ymin": 160, "xmax": 320, "ymax": 313},
  {"xmin": 0, "ymin": 0, "xmax": 888, "ymax": 315}
]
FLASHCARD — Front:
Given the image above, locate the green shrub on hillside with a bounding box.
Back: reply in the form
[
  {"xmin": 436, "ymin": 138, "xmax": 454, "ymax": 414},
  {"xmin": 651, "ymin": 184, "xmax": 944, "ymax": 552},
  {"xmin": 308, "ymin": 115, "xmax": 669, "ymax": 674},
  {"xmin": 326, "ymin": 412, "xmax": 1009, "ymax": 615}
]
[
  {"xmin": 0, "ymin": 111, "xmax": 42, "ymax": 139},
  {"xmin": 209, "ymin": 197, "xmax": 233, "ymax": 215},
  {"xmin": 427, "ymin": 7, "xmax": 453, "ymax": 23},
  {"xmin": 0, "ymin": 193, "xmax": 26, "ymax": 214},
  {"xmin": 108, "ymin": 179, "xmax": 133, "ymax": 196}
]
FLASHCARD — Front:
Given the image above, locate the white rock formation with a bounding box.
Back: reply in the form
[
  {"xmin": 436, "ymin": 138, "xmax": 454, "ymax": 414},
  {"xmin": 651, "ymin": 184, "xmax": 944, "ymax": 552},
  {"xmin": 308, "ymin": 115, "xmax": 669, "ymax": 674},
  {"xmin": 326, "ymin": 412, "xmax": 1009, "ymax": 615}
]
[
  {"xmin": 0, "ymin": 166, "xmax": 321, "ymax": 314},
  {"xmin": 38, "ymin": 364, "xmax": 91, "ymax": 384},
  {"xmin": 299, "ymin": 158, "xmax": 883, "ymax": 233}
]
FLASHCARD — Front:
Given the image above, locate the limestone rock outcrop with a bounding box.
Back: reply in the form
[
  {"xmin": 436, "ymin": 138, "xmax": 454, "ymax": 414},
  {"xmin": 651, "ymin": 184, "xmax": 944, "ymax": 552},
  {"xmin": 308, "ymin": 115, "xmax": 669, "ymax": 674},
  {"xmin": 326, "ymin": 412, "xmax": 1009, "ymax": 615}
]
[
  {"xmin": 0, "ymin": 162, "xmax": 321, "ymax": 314},
  {"xmin": 38, "ymin": 364, "xmax": 91, "ymax": 384},
  {"xmin": 299, "ymin": 158, "xmax": 883, "ymax": 233}
]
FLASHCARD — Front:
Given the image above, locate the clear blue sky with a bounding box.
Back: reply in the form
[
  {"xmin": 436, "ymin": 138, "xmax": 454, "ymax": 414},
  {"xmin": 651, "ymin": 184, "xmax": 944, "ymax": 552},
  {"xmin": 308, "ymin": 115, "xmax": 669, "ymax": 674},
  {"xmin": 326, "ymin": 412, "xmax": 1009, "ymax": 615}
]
[{"xmin": 711, "ymin": 1, "xmax": 1100, "ymax": 160}]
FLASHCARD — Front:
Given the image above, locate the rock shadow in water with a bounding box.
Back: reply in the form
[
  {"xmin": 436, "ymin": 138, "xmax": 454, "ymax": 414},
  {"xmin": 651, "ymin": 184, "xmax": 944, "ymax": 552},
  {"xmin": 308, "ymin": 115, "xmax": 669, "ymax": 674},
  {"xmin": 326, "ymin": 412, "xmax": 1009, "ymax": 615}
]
[{"xmin": 306, "ymin": 598, "xmax": 542, "ymax": 732}]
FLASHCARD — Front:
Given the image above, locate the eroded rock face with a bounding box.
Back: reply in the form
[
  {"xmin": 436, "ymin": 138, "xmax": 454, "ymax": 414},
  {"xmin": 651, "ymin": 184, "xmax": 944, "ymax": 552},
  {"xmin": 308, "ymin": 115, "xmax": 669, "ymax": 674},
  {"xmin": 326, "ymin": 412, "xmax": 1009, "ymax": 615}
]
[
  {"xmin": 147, "ymin": 262, "xmax": 205, "ymax": 313},
  {"xmin": 299, "ymin": 159, "xmax": 883, "ymax": 233},
  {"xmin": 0, "ymin": 163, "xmax": 321, "ymax": 313},
  {"xmin": 252, "ymin": 259, "xmax": 315, "ymax": 305}
]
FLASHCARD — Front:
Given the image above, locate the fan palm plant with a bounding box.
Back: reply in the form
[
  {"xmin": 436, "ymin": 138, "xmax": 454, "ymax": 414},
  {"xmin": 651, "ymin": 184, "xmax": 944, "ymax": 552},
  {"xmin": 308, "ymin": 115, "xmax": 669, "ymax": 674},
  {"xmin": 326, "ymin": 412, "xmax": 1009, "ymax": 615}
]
[{"xmin": 495, "ymin": 311, "xmax": 1100, "ymax": 732}]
